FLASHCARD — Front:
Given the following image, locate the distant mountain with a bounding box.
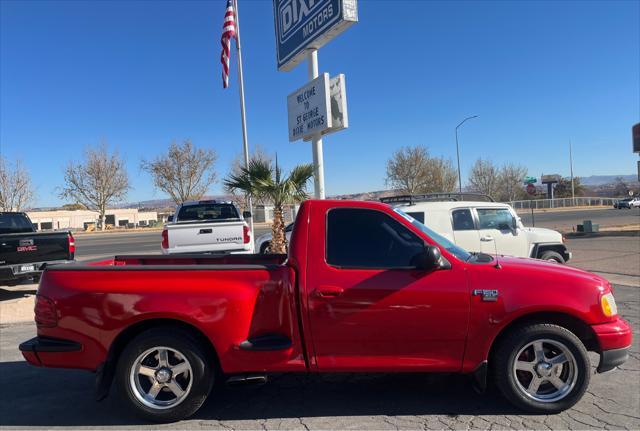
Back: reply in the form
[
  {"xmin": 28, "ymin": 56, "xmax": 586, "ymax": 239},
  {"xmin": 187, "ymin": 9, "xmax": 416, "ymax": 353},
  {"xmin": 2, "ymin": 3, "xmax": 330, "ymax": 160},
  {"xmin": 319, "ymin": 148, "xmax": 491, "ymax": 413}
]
[{"xmin": 580, "ymin": 175, "xmax": 637, "ymax": 186}]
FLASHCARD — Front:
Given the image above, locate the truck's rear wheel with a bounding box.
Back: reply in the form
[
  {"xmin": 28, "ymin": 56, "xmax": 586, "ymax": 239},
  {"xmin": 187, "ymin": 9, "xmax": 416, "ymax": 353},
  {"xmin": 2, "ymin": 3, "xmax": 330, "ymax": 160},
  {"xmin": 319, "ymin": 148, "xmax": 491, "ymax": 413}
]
[
  {"xmin": 115, "ymin": 328, "xmax": 212, "ymax": 422},
  {"xmin": 493, "ymin": 323, "xmax": 590, "ymax": 414},
  {"xmin": 540, "ymin": 250, "xmax": 565, "ymax": 264}
]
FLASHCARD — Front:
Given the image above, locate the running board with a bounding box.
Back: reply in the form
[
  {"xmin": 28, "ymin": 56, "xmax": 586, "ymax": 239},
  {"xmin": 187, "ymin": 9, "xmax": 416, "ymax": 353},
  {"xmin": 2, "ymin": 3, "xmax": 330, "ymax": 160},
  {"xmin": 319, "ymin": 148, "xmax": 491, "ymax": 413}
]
[
  {"xmin": 239, "ymin": 334, "xmax": 292, "ymax": 351},
  {"xmin": 226, "ymin": 374, "xmax": 268, "ymax": 386}
]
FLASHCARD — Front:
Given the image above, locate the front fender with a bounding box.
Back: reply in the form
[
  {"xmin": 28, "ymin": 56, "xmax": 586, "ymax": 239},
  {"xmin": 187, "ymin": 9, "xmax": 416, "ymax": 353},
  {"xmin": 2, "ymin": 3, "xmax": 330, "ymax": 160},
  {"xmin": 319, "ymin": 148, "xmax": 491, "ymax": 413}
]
[{"xmin": 461, "ymin": 258, "xmax": 608, "ymax": 372}]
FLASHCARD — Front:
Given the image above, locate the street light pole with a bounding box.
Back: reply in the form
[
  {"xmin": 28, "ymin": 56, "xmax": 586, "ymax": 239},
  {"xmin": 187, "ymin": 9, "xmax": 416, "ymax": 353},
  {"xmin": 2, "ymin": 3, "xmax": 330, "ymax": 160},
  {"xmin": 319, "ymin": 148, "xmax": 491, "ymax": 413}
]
[{"xmin": 455, "ymin": 115, "xmax": 479, "ymax": 193}]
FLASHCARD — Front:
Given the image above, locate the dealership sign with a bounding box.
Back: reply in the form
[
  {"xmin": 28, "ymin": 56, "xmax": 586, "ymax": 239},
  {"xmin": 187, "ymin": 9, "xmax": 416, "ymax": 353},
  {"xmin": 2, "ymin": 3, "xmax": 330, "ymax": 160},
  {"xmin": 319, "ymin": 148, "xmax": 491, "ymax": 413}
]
[
  {"xmin": 287, "ymin": 73, "xmax": 332, "ymax": 141},
  {"xmin": 273, "ymin": 0, "xmax": 358, "ymax": 71},
  {"xmin": 304, "ymin": 73, "xmax": 348, "ymax": 140}
]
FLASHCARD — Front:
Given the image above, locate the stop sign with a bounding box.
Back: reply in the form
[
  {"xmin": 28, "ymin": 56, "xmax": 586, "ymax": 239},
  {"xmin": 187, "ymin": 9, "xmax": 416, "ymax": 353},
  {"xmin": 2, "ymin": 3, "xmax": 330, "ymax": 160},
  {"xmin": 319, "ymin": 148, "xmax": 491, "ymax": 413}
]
[{"xmin": 526, "ymin": 183, "xmax": 536, "ymax": 195}]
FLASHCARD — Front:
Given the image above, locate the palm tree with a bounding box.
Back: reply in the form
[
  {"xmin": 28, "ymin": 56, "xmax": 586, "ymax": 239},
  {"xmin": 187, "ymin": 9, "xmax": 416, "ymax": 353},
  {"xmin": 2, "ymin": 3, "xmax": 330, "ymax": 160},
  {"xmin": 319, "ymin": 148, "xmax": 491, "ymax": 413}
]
[{"xmin": 224, "ymin": 157, "xmax": 314, "ymax": 254}]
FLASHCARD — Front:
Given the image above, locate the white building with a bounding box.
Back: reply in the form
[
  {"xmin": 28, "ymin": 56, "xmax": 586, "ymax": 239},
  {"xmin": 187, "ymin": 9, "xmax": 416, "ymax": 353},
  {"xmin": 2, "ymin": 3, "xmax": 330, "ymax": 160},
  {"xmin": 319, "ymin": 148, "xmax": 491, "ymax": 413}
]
[
  {"xmin": 27, "ymin": 209, "xmax": 158, "ymax": 231},
  {"xmin": 253, "ymin": 204, "xmax": 299, "ymax": 224}
]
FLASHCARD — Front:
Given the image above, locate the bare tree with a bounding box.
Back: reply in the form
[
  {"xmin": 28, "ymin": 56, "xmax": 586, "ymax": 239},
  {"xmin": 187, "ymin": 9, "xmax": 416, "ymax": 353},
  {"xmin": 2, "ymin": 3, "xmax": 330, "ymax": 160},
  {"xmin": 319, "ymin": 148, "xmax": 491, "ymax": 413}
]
[
  {"xmin": 426, "ymin": 157, "xmax": 458, "ymax": 193},
  {"xmin": 613, "ymin": 177, "xmax": 630, "ymax": 197},
  {"xmin": 60, "ymin": 143, "xmax": 130, "ymax": 230},
  {"xmin": 385, "ymin": 145, "xmax": 457, "ymax": 194},
  {"xmin": 497, "ymin": 163, "xmax": 528, "ymax": 201},
  {"xmin": 141, "ymin": 140, "xmax": 217, "ymax": 205},
  {"xmin": 553, "ymin": 177, "xmax": 586, "ymax": 198},
  {"xmin": 0, "ymin": 157, "xmax": 35, "ymax": 211},
  {"xmin": 467, "ymin": 159, "xmax": 500, "ymax": 198}
]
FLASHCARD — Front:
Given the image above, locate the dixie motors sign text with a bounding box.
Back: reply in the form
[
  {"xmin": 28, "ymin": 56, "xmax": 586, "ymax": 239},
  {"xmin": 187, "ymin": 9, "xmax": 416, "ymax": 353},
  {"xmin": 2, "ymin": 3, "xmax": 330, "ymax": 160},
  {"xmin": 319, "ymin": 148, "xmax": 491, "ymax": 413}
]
[{"xmin": 273, "ymin": 0, "xmax": 356, "ymax": 71}]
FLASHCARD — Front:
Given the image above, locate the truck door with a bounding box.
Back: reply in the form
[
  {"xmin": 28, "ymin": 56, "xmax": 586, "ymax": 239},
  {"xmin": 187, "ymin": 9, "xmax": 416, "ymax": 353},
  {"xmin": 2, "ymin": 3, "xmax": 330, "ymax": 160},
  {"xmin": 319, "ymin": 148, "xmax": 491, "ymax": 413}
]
[
  {"xmin": 305, "ymin": 206, "xmax": 469, "ymax": 372},
  {"xmin": 476, "ymin": 208, "xmax": 528, "ymax": 258},
  {"xmin": 451, "ymin": 208, "xmax": 481, "ymax": 253}
]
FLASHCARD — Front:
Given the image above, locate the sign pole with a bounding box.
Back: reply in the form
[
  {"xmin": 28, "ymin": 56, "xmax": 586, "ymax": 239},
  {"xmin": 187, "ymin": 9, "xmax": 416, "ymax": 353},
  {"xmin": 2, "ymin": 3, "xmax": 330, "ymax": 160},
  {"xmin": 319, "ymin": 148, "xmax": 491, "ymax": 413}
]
[
  {"xmin": 232, "ymin": 0, "xmax": 255, "ymax": 248},
  {"xmin": 307, "ymin": 49, "xmax": 325, "ymax": 199}
]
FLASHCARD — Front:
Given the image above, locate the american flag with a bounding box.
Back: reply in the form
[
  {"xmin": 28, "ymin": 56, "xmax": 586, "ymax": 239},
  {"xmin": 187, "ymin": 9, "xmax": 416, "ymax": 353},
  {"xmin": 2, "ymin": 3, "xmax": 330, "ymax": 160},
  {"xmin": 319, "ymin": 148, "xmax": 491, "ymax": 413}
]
[{"xmin": 220, "ymin": 0, "xmax": 236, "ymax": 89}]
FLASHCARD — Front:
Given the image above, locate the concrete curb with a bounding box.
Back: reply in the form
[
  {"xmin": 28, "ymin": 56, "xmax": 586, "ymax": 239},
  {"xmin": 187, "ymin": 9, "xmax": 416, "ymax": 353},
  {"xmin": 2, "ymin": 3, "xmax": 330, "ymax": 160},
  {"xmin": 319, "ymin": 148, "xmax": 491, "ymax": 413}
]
[{"xmin": 0, "ymin": 296, "xmax": 34, "ymax": 325}]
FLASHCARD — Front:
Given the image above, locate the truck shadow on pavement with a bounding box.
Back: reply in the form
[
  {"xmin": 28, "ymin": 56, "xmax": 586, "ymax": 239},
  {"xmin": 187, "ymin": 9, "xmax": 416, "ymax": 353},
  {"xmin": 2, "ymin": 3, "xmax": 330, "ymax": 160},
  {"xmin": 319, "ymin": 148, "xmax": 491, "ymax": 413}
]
[
  {"xmin": 0, "ymin": 288, "xmax": 36, "ymax": 301},
  {"xmin": 0, "ymin": 361, "xmax": 520, "ymax": 426}
]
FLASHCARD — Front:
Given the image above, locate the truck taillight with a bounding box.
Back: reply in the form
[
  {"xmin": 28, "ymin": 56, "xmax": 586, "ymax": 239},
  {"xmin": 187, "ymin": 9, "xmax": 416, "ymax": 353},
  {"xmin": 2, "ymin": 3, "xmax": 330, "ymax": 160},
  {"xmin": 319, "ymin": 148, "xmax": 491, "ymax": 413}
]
[
  {"xmin": 35, "ymin": 295, "xmax": 58, "ymax": 327},
  {"xmin": 243, "ymin": 224, "xmax": 250, "ymax": 244},
  {"xmin": 68, "ymin": 233, "xmax": 76, "ymax": 254},
  {"xmin": 161, "ymin": 229, "xmax": 169, "ymax": 249}
]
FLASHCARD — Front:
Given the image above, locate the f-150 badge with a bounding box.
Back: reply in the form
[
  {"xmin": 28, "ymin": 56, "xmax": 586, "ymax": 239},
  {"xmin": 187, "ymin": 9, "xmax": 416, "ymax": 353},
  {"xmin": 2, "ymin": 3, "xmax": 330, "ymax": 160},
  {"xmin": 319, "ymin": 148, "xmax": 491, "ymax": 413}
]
[{"xmin": 473, "ymin": 289, "xmax": 499, "ymax": 302}]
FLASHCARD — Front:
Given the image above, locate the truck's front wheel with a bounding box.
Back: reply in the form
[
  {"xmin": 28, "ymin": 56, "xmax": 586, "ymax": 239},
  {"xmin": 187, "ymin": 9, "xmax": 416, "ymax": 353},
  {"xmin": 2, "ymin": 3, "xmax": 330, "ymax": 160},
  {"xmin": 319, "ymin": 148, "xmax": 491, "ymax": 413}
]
[
  {"xmin": 493, "ymin": 323, "xmax": 590, "ymax": 414},
  {"xmin": 115, "ymin": 328, "xmax": 213, "ymax": 422},
  {"xmin": 539, "ymin": 250, "xmax": 565, "ymax": 264}
]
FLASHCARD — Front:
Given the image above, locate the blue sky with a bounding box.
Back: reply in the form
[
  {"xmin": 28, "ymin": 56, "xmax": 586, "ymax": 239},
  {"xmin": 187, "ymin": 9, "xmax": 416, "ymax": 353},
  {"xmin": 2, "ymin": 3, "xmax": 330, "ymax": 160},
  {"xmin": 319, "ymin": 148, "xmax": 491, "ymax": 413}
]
[{"xmin": 1, "ymin": 0, "xmax": 638, "ymax": 207}]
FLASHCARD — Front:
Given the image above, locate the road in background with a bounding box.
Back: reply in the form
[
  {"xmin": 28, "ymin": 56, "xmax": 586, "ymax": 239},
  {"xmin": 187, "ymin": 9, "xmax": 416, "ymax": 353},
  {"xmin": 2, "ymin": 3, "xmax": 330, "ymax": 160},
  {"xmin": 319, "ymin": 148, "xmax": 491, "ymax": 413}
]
[
  {"xmin": 518, "ymin": 207, "xmax": 639, "ymax": 232},
  {"xmin": 1, "ymin": 284, "xmax": 637, "ymax": 430},
  {"xmin": 74, "ymin": 227, "xmax": 272, "ymax": 261}
]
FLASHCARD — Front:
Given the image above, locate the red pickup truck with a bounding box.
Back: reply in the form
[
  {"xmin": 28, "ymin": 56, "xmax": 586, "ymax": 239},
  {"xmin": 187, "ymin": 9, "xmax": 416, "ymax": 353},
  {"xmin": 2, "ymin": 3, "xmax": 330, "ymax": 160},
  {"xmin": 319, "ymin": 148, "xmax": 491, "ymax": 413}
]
[{"xmin": 20, "ymin": 199, "xmax": 631, "ymax": 422}]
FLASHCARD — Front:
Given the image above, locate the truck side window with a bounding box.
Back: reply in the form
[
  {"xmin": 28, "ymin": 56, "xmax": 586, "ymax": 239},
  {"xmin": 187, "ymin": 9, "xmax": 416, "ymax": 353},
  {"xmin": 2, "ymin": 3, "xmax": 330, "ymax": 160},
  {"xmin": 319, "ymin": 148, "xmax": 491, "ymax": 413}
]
[
  {"xmin": 477, "ymin": 208, "xmax": 514, "ymax": 230},
  {"xmin": 327, "ymin": 208, "xmax": 424, "ymax": 269},
  {"xmin": 452, "ymin": 209, "xmax": 474, "ymax": 231},
  {"xmin": 406, "ymin": 211, "xmax": 425, "ymax": 224}
]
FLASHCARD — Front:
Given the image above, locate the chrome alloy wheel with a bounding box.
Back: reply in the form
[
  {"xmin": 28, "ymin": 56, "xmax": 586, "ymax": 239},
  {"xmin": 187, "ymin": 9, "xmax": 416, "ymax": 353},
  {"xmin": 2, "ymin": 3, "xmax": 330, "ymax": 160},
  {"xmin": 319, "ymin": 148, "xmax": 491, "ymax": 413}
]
[
  {"xmin": 512, "ymin": 339, "xmax": 578, "ymax": 403},
  {"xmin": 129, "ymin": 346, "xmax": 193, "ymax": 410}
]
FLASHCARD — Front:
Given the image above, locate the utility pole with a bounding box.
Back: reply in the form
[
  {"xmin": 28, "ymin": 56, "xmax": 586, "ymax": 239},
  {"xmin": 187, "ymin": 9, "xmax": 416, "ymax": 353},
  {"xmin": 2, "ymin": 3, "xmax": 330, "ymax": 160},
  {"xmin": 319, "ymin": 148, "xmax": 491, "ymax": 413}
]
[
  {"xmin": 455, "ymin": 115, "xmax": 479, "ymax": 193},
  {"xmin": 569, "ymin": 140, "xmax": 575, "ymax": 205}
]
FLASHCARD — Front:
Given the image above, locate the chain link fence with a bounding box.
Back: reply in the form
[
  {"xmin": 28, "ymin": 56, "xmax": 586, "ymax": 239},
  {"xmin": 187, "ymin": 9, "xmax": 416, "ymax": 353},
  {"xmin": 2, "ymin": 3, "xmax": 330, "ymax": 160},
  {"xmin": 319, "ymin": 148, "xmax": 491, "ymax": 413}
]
[{"xmin": 508, "ymin": 197, "xmax": 619, "ymax": 210}]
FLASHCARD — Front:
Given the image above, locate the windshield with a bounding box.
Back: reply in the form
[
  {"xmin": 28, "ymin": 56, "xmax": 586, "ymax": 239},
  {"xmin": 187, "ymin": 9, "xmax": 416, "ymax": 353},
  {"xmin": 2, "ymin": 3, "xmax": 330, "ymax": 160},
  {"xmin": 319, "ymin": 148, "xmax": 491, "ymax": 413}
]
[
  {"xmin": 0, "ymin": 213, "xmax": 34, "ymax": 234},
  {"xmin": 394, "ymin": 208, "xmax": 471, "ymax": 262},
  {"xmin": 177, "ymin": 203, "xmax": 239, "ymax": 222}
]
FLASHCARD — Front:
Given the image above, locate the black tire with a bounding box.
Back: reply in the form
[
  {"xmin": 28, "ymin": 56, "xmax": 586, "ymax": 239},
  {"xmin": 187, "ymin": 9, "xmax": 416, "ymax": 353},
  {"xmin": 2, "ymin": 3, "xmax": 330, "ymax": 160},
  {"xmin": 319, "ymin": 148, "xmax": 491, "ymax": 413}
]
[
  {"xmin": 260, "ymin": 242, "xmax": 271, "ymax": 254},
  {"xmin": 539, "ymin": 250, "xmax": 565, "ymax": 264},
  {"xmin": 115, "ymin": 327, "xmax": 213, "ymax": 423},
  {"xmin": 493, "ymin": 323, "xmax": 590, "ymax": 414}
]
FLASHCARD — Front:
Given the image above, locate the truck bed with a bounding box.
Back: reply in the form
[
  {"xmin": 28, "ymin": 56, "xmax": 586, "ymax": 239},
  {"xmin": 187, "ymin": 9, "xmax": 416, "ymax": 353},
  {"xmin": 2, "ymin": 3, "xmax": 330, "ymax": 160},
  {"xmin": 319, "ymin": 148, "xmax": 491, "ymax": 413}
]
[
  {"xmin": 0, "ymin": 230, "xmax": 73, "ymax": 285},
  {"xmin": 35, "ymin": 252, "xmax": 303, "ymax": 374}
]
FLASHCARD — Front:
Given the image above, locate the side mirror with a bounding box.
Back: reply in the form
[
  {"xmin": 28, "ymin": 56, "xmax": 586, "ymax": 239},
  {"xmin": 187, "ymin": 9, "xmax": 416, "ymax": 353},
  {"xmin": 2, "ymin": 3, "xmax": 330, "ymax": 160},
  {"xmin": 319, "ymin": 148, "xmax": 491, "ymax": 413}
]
[
  {"xmin": 412, "ymin": 245, "xmax": 447, "ymax": 271},
  {"xmin": 243, "ymin": 211, "xmax": 252, "ymax": 219},
  {"xmin": 167, "ymin": 215, "xmax": 174, "ymax": 222}
]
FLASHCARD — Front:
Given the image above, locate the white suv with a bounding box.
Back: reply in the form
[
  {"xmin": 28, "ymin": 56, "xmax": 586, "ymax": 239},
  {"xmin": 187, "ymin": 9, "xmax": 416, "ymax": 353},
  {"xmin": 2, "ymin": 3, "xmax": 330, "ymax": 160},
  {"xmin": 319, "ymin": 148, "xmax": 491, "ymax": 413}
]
[{"xmin": 383, "ymin": 195, "xmax": 571, "ymax": 263}]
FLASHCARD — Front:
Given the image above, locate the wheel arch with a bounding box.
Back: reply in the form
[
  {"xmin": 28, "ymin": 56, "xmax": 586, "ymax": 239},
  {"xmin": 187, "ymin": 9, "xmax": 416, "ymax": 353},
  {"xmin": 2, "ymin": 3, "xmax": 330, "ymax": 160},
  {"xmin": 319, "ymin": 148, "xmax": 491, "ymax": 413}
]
[
  {"xmin": 488, "ymin": 311, "xmax": 599, "ymax": 364},
  {"xmin": 469, "ymin": 311, "xmax": 598, "ymax": 393},
  {"xmin": 96, "ymin": 317, "xmax": 220, "ymax": 401},
  {"xmin": 533, "ymin": 243, "xmax": 568, "ymax": 259}
]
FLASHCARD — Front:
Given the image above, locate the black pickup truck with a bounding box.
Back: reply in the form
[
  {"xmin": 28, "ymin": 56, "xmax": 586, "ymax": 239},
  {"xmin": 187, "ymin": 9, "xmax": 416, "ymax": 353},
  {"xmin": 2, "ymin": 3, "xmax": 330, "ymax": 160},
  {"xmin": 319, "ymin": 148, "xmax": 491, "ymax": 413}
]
[{"xmin": 0, "ymin": 212, "xmax": 75, "ymax": 286}]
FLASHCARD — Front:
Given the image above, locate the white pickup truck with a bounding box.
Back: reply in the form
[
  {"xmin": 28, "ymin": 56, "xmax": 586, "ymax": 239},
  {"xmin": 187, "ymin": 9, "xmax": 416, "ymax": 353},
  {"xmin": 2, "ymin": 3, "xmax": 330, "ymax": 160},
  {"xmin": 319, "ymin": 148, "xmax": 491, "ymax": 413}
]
[
  {"xmin": 161, "ymin": 200, "xmax": 252, "ymax": 254},
  {"xmin": 382, "ymin": 194, "xmax": 571, "ymax": 263}
]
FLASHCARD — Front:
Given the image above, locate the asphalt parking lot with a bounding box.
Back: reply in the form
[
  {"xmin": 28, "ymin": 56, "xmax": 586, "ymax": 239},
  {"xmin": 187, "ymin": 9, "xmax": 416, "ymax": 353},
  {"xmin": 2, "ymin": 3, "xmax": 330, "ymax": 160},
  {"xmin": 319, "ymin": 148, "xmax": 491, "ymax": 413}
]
[{"xmin": 0, "ymin": 282, "xmax": 637, "ymax": 430}]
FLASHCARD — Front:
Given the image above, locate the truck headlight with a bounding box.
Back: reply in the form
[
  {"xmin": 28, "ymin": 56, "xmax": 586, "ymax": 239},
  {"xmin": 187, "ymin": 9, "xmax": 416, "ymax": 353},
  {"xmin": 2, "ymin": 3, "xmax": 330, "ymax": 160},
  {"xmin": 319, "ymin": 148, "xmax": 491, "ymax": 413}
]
[{"xmin": 601, "ymin": 292, "xmax": 618, "ymax": 317}]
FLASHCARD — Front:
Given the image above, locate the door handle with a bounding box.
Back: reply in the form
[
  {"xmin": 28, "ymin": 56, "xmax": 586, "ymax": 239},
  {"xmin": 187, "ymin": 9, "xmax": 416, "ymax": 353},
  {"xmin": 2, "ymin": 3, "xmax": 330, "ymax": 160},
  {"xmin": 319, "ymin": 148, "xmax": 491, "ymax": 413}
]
[
  {"xmin": 198, "ymin": 229, "xmax": 213, "ymax": 234},
  {"xmin": 480, "ymin": 235, "xmax": 494, "ymax": 242},
  {"xmin": 313, "ymin": 286, "xmax": 344, "ymax": 298}
]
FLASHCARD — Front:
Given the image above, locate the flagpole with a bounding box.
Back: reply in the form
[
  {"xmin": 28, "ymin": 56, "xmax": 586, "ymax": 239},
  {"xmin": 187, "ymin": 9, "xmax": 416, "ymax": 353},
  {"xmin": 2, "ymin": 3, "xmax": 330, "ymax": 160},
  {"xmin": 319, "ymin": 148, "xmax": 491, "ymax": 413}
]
[{"xmin": 232, "ymin": 0, "xmax": 254, "ymax": 251}]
